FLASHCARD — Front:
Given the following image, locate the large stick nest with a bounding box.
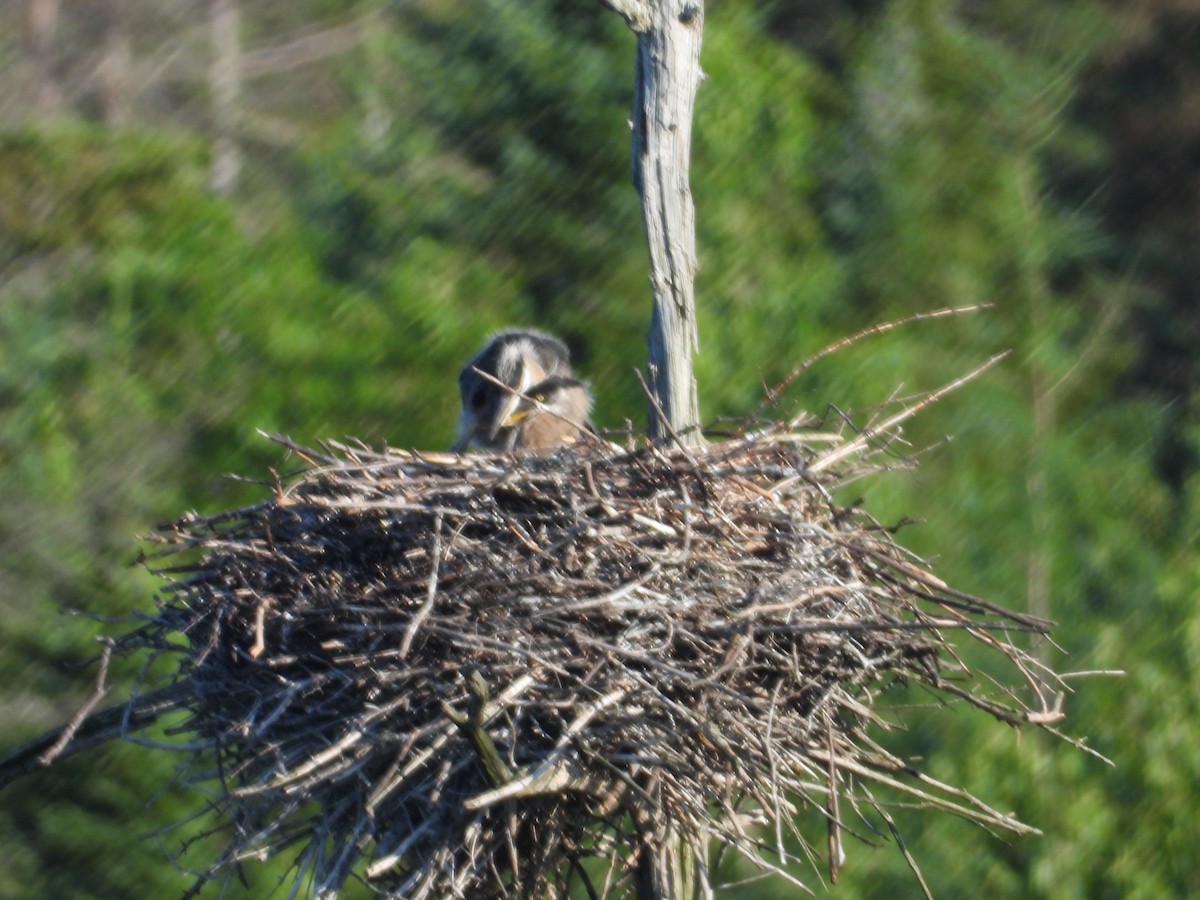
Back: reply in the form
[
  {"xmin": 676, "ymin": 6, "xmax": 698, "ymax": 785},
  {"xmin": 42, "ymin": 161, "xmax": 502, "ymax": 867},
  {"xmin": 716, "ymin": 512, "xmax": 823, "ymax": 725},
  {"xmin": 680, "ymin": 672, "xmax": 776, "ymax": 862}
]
[{"xmin": 128, "ymin": 423, "xmax": 1063, "ymax": 898}]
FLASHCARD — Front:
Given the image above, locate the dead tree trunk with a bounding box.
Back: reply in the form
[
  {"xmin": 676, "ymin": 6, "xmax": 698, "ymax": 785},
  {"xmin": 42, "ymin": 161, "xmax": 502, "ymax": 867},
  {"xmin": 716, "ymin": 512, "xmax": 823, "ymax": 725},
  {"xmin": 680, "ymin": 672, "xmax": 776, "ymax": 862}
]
[
  {"xmin": 604, "ymin": 2, "xmax": 707, "ymax": 896},
  {"xmin": 24, "ymin": 0, "xmax": 62, "ymax": 115},
  {"xmin": 608, "ymin": 0, "xmax": 705, "ymax": 448},
  {"xmin": 97, "ymin": 26, "xmax": 132, "ymax": 126},
  {"xmin": 209, "ymin": 0, "xmax": 242, "ymax": 194}
]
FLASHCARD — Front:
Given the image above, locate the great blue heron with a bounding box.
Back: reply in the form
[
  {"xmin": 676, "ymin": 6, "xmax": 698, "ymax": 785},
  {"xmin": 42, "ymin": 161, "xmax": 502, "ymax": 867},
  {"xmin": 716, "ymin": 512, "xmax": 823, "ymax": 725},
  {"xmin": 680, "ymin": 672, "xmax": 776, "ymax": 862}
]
[{"xmin": 452, "ymin": 329, "xmax": 592, "ymax": 453}]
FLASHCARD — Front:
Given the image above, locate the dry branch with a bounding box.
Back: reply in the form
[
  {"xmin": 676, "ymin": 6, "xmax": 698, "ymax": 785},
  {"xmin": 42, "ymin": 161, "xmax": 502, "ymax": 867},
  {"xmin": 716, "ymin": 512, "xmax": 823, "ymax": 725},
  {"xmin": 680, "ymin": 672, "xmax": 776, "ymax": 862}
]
[{"xmin": 622, "ymin": 0, "xmax": 705, "ymax": 446}]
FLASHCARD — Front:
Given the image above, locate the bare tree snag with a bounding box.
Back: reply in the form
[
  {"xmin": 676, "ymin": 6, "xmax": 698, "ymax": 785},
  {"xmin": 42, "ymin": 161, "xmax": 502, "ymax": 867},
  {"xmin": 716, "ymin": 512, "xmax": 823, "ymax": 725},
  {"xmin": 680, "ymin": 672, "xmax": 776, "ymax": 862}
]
[
  {"xmin": 24, "ymin": 0, "xmax": 62, "ymax": 115},
  {"xmin": 209, "ymin": 0, "xmax": 242, "ymax": 194},
  {"xmin": 605, "ymin": 4, "xmax": 707, "ymax": 895},
  {"xmin": 97, "ymin": 26, "xmax": 132, "ymax": 126},
  {"xmin": 610, "ymin": 0, "xmax": 705, "ymax": 447}
]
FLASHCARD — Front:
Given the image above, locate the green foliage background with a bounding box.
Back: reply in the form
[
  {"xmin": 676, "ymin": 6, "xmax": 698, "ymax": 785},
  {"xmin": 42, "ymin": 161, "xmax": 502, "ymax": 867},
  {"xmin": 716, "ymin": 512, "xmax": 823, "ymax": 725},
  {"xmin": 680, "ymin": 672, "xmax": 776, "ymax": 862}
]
[{"xmin": 1, "ymin": 0, "xmax": 1196, "ymax": 897}]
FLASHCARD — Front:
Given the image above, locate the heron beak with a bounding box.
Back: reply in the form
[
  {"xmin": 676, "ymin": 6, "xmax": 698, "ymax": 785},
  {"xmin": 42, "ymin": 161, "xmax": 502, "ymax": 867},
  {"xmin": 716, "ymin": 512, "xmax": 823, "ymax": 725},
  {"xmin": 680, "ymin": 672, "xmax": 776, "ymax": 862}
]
[
  {"xmin": 499, "ymin": 407, "xmax": 531, "ymax": 429},
  {"xmin": 491, "ymin": 356, "xmax": 541, "ymax": 440},
  {"xmin": 490, "ymin": 392, "xmax": 525, "ymax": 439}
]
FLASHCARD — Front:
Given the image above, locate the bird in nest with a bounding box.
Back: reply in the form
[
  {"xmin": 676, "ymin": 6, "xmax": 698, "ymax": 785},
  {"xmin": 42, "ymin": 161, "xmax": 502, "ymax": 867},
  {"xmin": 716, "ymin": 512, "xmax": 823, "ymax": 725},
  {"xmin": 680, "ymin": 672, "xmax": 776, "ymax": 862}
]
[{"xmin": 452, "ymin": 329, "xmax": 594, "ymax": 453}]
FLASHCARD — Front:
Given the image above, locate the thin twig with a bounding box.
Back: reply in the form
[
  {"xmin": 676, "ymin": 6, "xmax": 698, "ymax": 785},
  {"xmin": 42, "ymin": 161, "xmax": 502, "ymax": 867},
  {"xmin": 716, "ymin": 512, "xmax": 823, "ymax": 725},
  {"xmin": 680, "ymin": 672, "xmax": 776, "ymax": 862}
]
[
  {"xmin": 809, "ymin": 353, "xmax": 1010, "ymax": 471},
  {"xmin": 761, "ymin": 304, "xmax": 993, "ymax": 411},
  {"xmin": 39, "ymin": 640, "xmax": 114, "ymax": 766},
  {"xmin": 400, "ymin": 513, "xmax": 444, "ymax": 659}
]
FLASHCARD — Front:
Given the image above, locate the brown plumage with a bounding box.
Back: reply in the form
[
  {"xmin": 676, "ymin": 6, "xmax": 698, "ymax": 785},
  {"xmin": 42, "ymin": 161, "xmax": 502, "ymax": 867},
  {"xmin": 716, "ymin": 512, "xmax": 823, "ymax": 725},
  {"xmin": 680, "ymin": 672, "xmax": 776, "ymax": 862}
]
[
  {"xmin": 453, "ymin": 329, "xmax": 590, "ymax": 453},
  {"xmin": 496, "ymin": 375, "xmax": 593, "ymax": 453}
]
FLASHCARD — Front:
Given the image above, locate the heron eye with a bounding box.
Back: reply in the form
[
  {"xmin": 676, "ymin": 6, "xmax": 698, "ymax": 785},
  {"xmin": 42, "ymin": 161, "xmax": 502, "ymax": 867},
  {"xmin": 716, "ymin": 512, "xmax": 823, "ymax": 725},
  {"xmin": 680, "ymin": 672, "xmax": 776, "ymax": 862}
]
[
  {"xmin": 533, "ymin": 393, "xmax": 546, "ymax": 402},
  {"xmin": 470, "ymin": 387, "xmax": 488, "ymax": 410}
]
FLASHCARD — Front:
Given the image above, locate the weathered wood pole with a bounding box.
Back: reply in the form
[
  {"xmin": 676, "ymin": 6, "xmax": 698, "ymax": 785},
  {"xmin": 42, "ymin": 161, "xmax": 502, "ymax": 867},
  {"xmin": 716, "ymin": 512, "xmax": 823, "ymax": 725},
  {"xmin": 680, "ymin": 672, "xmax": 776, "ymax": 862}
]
[
  {"xmin": 606, "ymin": 0, "xmax": 705, "ymax": 448},
  {"xmin": 603, "ymin": 2, "xmax": 706, "ymax": 897},
  {"xmin": 24, "ymin": 0, "xmax": 62, "ymax": 114},
  {"xmin": 209, "ymin": 0, "xmax": 242, "ymax": 194}
]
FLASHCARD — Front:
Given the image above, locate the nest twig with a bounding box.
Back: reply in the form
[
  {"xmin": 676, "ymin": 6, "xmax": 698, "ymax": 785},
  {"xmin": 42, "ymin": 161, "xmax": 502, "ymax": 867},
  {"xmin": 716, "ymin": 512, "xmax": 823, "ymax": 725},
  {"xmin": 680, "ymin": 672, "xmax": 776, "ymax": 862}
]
[{"xmin": 84, "ymin": 398, "xmax": 1068, "ymax": 898}]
